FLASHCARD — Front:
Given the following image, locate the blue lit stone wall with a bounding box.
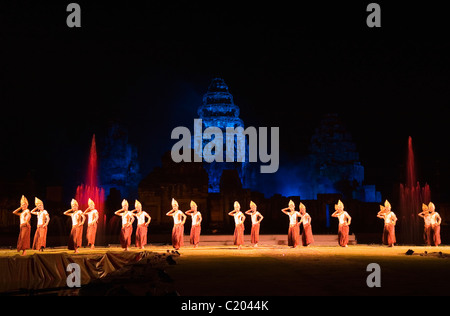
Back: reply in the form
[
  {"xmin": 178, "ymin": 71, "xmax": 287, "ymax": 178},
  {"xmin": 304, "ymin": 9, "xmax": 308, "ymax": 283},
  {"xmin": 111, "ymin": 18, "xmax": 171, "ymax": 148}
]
[
  {"xmin": 99, "ymin": 122, "xmax": 141, "ymax": 199},
  {"xmin": 307, "ymin": 113, "xmax": 381, "ymax": 202}
]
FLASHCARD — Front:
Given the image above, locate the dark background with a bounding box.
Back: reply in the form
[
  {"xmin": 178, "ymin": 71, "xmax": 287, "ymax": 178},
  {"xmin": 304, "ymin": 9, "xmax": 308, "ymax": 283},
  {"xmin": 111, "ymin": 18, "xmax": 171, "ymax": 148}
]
[{"xmin": 1, "ymin": 1, "xmax": 449, "ymax": 202}]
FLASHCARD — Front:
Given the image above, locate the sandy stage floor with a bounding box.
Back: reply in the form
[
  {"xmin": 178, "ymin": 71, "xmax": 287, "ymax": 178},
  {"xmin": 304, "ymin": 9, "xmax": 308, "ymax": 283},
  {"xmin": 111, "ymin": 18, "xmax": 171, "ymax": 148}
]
[
  {"xmin": 1, "ymin": 244, "xmax": 449, "ymax": 296},
  {"xmin": 164, "ymin": 244, "xmax": 450, "ymax": 296}
]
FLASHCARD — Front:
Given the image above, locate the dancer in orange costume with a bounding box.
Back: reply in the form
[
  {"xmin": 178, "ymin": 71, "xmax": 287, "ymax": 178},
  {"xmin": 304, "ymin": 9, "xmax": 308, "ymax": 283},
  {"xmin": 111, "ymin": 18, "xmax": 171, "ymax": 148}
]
[
  {"xmin": 84, "ymin": 198, "xmax": 99, "ymax": 249},
  {"xmin": 64, "ymin": 199, "xmax": 85, "ymax": 253},
  {"xmin": 12, "ymin": 195, "xmax": 31, "ymax": 256},
  {"xmin": 166, "ymin": 198, "xmax": 186, "ymax": 250},
  {"xmin": 299, "ymin": 202, "xmax": 314, "ymax": 247},
  {"xmin": 418, "ymin": 203, "xmax": 432, "ymax": 245},
  {"xmin": 332, "ymin": 200, "xmax": 351, "ymax": 247},
  {"xmin": 377, "ymin": 200, "xmax": 397, "ymax": 247},
  {"xmin": 245, "ymin": 201, "xmax": 263, "ymax": 247},
  {"xmin": 185, "ymin": 200, "xmax": 202, "ymax": 248},
  {"xmin": 133, "ymin": 200, "xmax": 151, "ymax": 249},
  {"xmin": 228, "ymin": 201, "xmax": 246, "ymax": 249},
  {"xmin": 31, "ymin": 197, "xmax": 50, "ymax": 251},
  {"xmin": 281, "ymin": 200, "xmax": 301, "ymax": 248},
  {"xmin": 428, "ymin": 202, "xmax": 442, "ymax": 247},
  {"xmin": 115, "ymin": 199, "xmax": 135, "ymax": 251}
]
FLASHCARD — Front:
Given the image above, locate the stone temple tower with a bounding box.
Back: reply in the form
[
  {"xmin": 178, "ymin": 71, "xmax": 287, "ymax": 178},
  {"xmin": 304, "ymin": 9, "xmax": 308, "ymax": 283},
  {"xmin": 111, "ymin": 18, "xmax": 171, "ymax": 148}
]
[
  {"xmin": 303, "ymin": 113, "xmax": 380, "ymax": 202},
  {"xmin": 195, "ymin": 78, "xmax": 254, "ymax": 193}
]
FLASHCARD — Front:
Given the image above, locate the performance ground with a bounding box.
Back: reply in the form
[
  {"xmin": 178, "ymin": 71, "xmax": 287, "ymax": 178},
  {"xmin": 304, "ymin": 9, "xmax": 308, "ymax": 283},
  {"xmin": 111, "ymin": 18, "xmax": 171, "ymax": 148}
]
[
  {"xmin": 166, "ymin": 245, "xmax": 450, "ymax": 296},
  {"xmin": 0, "ymin": 244, "xmax": 449, "ymax": 296}
]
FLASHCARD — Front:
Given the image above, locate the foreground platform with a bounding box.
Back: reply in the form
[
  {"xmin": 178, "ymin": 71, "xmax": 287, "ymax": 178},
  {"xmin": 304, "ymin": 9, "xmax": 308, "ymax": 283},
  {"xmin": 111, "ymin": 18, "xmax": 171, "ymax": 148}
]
[
  {"xmin": 167, "ymin": 244, "xmax": 450, "ymax": 296},
  {"xmin": 0, "ymin": 244, "xmax": 449, "ymax": 295},
  {"xmin": 0, "ymin": 247, "xmax": 178, "ymax": 295}
]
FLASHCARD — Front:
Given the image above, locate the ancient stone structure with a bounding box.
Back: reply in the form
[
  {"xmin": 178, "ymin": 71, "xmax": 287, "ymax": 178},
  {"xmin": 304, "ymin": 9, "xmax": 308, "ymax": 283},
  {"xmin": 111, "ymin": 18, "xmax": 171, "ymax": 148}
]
[
  {"xmin": 195, "ymin": 78, "xmax": 256, "ymax": 193},
  {"xmin": 302, "ymin": 113, "xmax": 381, "ymax": 202},
  {"xmin": 138, "ymin": 150, "xmax": 209, "ymax": 226},
  {"xmin": 99, "ymin": 122, "xmax": 141, "ymax": 199}
]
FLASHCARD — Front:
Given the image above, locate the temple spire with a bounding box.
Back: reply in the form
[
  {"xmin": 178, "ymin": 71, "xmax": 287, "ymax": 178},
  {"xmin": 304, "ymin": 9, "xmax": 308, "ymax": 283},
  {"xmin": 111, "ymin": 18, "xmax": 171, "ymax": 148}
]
[{"xmin": 195, "ymin": 78, "xmax": 250, "ymax": 192}]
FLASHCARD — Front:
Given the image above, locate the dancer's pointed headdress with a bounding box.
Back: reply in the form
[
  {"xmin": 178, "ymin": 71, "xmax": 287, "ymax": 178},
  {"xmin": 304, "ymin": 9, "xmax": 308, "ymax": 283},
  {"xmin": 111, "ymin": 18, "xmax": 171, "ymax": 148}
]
[
  {"xmin": 422, "ymin": 203, "xmax": 429, "ymax": 212},
  {"xmin": 171, "ymin": 198, "xmax": 178, "ymax": 208},
  {"xmin": 71, "ymin": 199, "xmax": 79, "ymax": 208},
  {"xmin": 35, "ymin": 197, "xmax": 43, "ymax": 207},
  {"xmin": 299, "ymin": 202, "xmax": 306, "ymax": 212},
  {"xmin": 190, "ymin": 200, "xmax": 197, "ymax": 208},
  {"xmin": 122, "ymin": 199, "xmax": 129, "ymax": 208},
  {"xmin": 384, "ymin": 200, "xmax": 391, "ymax": 211},
  {"xmin": 88, "ymin": 198, "xmax": 95, "ymax": 208},
  {"xmin": 428, "ymin": 202, "xmax": 435, "ymax": 212},
  {"xmin": 250, "ymin": 201, "xmax": 257, "ymax": 209},
  {"xmin": 335, "ymin": 200, "xmax": 344, "ymax": 211},
  {"xmin": 20, "ymin": 195, "xmax": 28, "ymax": 206},
  {"xmin": 234, "ymin": 201, "xmax": 240, "ymax": 208},
  {"xmin": 135, "ymin": 200, "xmax": 142, "ymax": 209},
  {"xmin": 288, "ymin": 200, "xmax": 295, "ymax": 207}
]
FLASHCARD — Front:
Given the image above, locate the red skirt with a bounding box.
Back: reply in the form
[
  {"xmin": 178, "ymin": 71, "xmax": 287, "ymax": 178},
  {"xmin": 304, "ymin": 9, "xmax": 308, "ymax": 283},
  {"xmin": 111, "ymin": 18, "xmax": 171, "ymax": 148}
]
[
  {"xmin": 86, "ymin": 222, "xmax": 97, "ymax": 246},
  {"xmin": 432, "ymin": 224, "xmax": 441, "ymax": 246},
  {"xmin": 288, "ymin": 224, "xmax": 300, "ymax": 247},
  {"xmin": 120, "ymin": 225, "xmax": 133, "ymax": 248},
  {"xmin": 32, "ymin": 225, "xmax": 47, "ymax": 250},
  {"xmin": 135, "ymin": 224, "xmax": 148, "ymax": 248},
  {"xmin": 17, "ymin": 223, "xmax": 31, "ymax": 251},
  {"xmin": 301, "ymin": 223, "xmax": 314, "ymax": 246},
  {"xmin": 382, "ymin": 223, "xmax": 396, "ymax": 246},
  {"xmin": 234, "ymin": 223, "xmax": 245, "ymax": 246},
  {"xmin": 251, "ymin": 223, "xmax": 260, "ymax": 244},
  {"xmin": 190, "ymin": 224, "xmax": 201, "ymax": 246},
  {"xmin": 68, "ymin": 225, "xmax": 83, "ymax": 250},
  {"xmin": 423, "ymin": 225, "xmax": 432, "ymax": 245},
  {"xmin": 172, "ymin": 224, "xmax": 184, "ymax": 249},
  {"xmin": 338, "ymin": 224, "xmax": 349, "ymax": 247}
]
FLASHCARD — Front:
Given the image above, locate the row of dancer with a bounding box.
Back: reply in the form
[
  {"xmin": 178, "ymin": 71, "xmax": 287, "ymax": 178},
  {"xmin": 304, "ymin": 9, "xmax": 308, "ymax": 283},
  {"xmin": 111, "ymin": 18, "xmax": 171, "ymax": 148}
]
[
  {"xmin": 11, "ymin": 195, "xmax": 151, "ymax": 255},
  {"xmin": 166, "ymin": 198, "xmax": 267, "ymax": 250},
  {"xmin": 67, "ymin": 198, "xmax": 152, "ymax": 252},
  {"xmin": 166, "ymin": 198, "xmax": 442, "ymax": 249},
  {"xmin": 375, "ymin": 200, "xmax": 442, "ymax": 247},
  {"xmin": 165, "ymin": 199, "xmax": 202, "ymax": 250},
  {"xmin": 165, "ymin": 198, "xmax": 322, "ymax": 250},
  {"xmin": 12, "ymin": 196, "xmax": 104, "ymax": 255},
  {"xmin": 280, "ymin": 199, "xmax": 441, "ymax": 248},
  {"xmin": 11, "ymin": 195, "xmax": 443, "ymax": 255},
  {"xmin": 418, "ymin": 202, "xmax": 442, "ymax": 246},
  {"xmin": 10, "ymin": 196, "xmax": 348, "ymax": 254}
]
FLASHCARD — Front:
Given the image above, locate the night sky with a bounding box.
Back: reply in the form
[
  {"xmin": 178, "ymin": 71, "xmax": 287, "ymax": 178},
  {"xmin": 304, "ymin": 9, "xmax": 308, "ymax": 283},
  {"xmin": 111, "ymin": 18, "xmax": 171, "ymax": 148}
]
[{"xmin": 1, "ymin": 2, "xmax": 450, "ymax": 202}]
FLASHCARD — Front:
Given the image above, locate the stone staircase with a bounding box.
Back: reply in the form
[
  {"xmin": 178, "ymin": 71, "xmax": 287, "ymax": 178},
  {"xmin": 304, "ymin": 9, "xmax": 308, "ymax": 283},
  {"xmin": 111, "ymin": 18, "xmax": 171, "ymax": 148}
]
[{"xmin": 181, "ymin": 234, "xmax": 357, "ymax": 246}]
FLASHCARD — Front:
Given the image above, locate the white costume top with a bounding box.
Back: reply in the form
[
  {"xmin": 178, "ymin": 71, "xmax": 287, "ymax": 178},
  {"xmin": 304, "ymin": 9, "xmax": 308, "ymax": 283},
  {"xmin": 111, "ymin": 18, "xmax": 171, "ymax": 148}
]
[
  {"xmin": 37, "ymin": 210, "xmax": 49, "ymax": 226},
  {"xmin": 71, "ymin": 210, "xmax": 83, "ymax": 226},
  {"xmin": 384, "ymin": 211, "xmax": 396, "ymax": 225},
  {"xmin": 251, "ymin": 211, "xmax": 261, "ymax": 225},
  {"xmin": 20, "ymin": 209, "xmax": 30, "ymax": 225},
  {"xmin": 173, "ymin": 210, "xmax": 184, "ymax": 225},
  {"xmin": 87, "ymin": 209, "xmax": 98, "ymax": 224},
  {"xmin": 288, "ymin": 211, "xmax": 300, "ymax": 226},
  {"xmin": 302, "ymin": 213, "xmax": 311, "ymax": 225},
  {"xmin": 430, "ymin": 212, "xmax": 440, "ymax": 225},
  {"xmin": 234, "ymin": 211, "xmax": 244, "ymax": 225},
  {"xmin": 337, "ymin": 211, "xmax": 349, "ymax": 225},
  {"xmin": 191, "ymin": 212, "xmax": 201, "ymax": 226},
  {"xmin": 122, "ymin": 211, "xmax": 133, "ymax": 226},
  {"xmin": 423, "ymin": 213, "xmax": 431, "ymax": 226},
  {"xmin": 136, "ymin": 211, "xmax": 149, "ymax": 225}
]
